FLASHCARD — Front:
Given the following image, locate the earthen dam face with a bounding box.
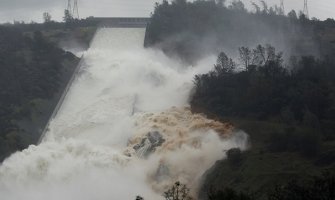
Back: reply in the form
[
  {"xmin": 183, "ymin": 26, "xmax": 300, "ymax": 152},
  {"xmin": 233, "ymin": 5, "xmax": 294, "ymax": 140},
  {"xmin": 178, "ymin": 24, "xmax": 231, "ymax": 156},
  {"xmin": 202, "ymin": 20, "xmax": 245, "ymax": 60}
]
[{"xmin": 0, "ymin": 18, "xmax": 248, "ymax": 200}]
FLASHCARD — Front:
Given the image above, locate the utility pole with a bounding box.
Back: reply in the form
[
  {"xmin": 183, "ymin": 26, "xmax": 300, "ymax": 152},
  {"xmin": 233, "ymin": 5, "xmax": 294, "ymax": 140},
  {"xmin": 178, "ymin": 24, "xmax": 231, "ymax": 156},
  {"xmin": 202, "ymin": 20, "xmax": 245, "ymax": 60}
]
[
  {"xmin": 303, "ymin": 0, "xmax": 309, "ymax": 18},
  {"xmin": 280, "ymin": 0, "xmax": 285, "ymax": 15}
]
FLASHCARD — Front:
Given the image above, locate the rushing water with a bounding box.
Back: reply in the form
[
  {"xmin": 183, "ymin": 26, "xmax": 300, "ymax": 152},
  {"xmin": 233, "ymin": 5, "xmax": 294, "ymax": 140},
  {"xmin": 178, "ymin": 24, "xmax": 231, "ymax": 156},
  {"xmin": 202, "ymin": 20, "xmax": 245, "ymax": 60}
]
[{"xmin": 0, "ymin": 28, "xmax": 248, "ymax": 200}]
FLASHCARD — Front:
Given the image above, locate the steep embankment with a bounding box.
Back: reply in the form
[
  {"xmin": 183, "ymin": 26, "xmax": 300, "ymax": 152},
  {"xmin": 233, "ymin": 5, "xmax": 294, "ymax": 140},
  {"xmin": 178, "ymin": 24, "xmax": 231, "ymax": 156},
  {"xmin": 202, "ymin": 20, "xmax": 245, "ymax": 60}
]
[
  {"xmin": 144, "ymin": 1, "xmax": 335, "ymax": 198},
  {"xmin": 0, "ymin": 26, "xmax": 81, "ymax": 161},
  {"xmin": 196, "ymin": 116, "xmax": 335, "ymax": 199},
  {"xmin": 190, "ymin": 51, "xmax": 335, "ymax": 199}
]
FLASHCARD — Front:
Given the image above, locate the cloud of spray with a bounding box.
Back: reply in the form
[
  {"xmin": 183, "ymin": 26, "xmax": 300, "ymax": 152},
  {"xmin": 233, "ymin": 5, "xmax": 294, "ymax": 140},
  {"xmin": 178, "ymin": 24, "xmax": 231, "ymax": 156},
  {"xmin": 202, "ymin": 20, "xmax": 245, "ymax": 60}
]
[
  {"xmin": 149, "ymin": 2, "xmax": 320, "ymax": 66},
  {"xmin": 59, "ymin": 38, "xmax": 87, "ymax": 57},
  {"xmin": 0, "ymin": 28, "xmax": 249, "ymax": 200}
]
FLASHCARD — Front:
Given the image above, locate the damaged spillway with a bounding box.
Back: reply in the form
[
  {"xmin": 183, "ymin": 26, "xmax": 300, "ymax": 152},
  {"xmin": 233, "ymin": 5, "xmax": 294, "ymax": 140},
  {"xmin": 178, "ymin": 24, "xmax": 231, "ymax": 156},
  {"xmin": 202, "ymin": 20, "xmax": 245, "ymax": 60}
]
[{"xmin": 0, "ymin": 28, "xmax": 248, "ymax": 200}]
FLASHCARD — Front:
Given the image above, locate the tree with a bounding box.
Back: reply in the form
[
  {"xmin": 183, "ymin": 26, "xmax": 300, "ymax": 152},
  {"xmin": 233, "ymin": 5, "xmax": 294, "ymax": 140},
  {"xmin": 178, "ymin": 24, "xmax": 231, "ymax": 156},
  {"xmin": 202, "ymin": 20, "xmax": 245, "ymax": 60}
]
[
  {"xmin": 268, "ymin": 172, "xmax": 335, "ymax": 200},
  {"xmin": 164, "ymin": 182, "xmax": 192, "ymax": 200},
  {"xmin": 43, "ymin": 12, "xmax": 52, "ymax": 23},
  {"xmin": 288, "ymin": 10, "xmax": 298, "ymax": 20},
  {"xmin": 173, "ymin": 0, "xmax": 187, "ymax": 6},
  {"xmin": 0, "ymin": 25, "xmax": 78, "ymax": 162},
  {"xmin": 63, "ymin": 9, "xmax": 73, "ymax": 23},
  {"xmin": 208, "ymin": 188, "xmax": 255, "ymax": 200},
  {"xmin": 229, "ymin": 0, "xmax": 245, "ymax": 11},
  {"xmin": 238, "ymin": 47, "xmax": 251, "ymax": 70},
  {"xmin": 260, "ymin": 1, "xmax": 269, "ymax": 14},
  {"xmin": 251, "ymin": 2, "xmax": 261, "ymax": 14},
  {"xmin": 252, "ymin": 45, "xmax": 266, "ymax": 65},
  {"xmin": 216, "ymin": 0, "xmax": 226, "ymax": 7},
  {"xmin": 215, "ymin": 52, "xmax": 235, "ymax": 75},
  {"xmin": 299, "ymin": 11, "xmax": 308, "ymax": 21},
  {"xmin": 226, "ymin": 148, "xmax": 243, "ymax": 167},
  {"xmin": 276, "ymin": 5, "xmax": 284, "ymax": 15},
  {"xmin": 251, "ymin": 44, "xmax": 282, "ymax": 66}
]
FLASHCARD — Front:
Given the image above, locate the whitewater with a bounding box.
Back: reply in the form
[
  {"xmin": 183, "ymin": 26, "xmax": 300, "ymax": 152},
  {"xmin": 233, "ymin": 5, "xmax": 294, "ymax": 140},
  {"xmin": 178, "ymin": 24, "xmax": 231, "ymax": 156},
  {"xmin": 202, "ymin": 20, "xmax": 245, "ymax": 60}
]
[{"xmin": 0, "ymin": 28, "xmax": 248, "ymax": 200}]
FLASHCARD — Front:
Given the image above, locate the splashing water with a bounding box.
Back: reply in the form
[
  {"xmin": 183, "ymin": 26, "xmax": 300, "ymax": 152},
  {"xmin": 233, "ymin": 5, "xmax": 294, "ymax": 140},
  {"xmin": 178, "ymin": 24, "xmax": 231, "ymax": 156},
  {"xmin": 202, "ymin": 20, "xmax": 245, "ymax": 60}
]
[{"xmin": 0, "ymin": 28, "xmax": 248, "ymax": 200}]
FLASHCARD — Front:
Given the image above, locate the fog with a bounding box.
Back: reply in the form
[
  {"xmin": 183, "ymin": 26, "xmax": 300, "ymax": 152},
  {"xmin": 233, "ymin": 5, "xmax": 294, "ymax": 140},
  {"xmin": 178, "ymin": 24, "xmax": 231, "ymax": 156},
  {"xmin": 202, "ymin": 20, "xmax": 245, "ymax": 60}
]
[{"xmin": 148, "ymin": 1, "xmax": 320, "ymax": 66}]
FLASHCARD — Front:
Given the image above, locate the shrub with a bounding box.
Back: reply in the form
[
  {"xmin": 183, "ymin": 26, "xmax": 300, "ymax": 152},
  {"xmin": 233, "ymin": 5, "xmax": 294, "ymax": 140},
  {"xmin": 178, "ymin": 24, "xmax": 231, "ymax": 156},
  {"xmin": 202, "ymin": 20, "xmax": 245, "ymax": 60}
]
[
  {"xmin": 267, "ymin": 127, "xmax": 321, "ymax": 157},
  {"xmin": 226, "ymin": 148, "xmax": 243, "ymax": 167},
  {"xmin": 208, "ymin": 187, "xmax": 255, "ymax": 200},
  {"xmin": 163, "ymin": 181, "xmax": 192, "ymax": 200}
]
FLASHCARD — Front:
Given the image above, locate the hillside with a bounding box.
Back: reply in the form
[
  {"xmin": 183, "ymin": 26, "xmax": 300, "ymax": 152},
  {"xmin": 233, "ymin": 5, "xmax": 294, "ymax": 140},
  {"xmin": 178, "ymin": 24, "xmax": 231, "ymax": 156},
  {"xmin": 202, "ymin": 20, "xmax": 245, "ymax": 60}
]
[
  {"xmin": 145, "ymin": 0, "xmax": 335, "ymax": 64},
  {"xmin": 0, "ymin": 1, "xmax": 335, "ymax": 198},
  {"xmin": 0, "ymin": 25, "xmax": 90, "ymax": 161},
  {"xmin": 145, "ymin": 0, "xmax": 335, "ymax": 199}
]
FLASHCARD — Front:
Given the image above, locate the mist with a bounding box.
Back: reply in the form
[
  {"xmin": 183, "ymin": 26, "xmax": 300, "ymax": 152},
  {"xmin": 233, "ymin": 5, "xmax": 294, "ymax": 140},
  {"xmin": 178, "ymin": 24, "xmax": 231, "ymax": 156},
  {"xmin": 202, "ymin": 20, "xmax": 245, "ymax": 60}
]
[
  {"xmin": 0, "ymin": 27, "xmax": 249, "ymax": 199},
  {"xmin": 145, "ymin": 1, "xmax": 320, "ymax": 66}
]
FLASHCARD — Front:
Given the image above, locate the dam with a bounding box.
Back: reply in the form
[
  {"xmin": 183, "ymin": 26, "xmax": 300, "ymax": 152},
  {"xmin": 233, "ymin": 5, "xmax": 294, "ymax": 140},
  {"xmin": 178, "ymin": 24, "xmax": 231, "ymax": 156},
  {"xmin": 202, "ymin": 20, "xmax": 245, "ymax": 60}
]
[{"xmin": 93, "ymin": 17, "xmax": 150, "ymax": 27}]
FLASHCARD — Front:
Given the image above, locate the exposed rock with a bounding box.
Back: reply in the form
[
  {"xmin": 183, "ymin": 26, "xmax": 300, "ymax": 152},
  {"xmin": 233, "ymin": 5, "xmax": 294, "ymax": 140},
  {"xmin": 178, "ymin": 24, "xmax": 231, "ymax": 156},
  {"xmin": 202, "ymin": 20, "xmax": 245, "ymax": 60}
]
[{"xmin": 133, "ymin": 131, "xmax": 165, "ymax": 158}]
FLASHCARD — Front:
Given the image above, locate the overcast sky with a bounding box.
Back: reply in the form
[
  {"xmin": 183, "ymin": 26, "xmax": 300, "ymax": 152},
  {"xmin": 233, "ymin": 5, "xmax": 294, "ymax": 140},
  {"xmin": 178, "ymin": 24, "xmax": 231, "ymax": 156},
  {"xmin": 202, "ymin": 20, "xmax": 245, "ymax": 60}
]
[{"xmin": 0, "ymin": 0, "xmax": 334, "ymax": 23}]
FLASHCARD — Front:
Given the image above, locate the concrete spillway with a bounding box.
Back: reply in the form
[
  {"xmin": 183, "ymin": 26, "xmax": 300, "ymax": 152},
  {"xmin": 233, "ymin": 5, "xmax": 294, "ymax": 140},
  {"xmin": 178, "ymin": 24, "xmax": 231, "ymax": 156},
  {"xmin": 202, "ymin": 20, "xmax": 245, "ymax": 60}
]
[{"xmin": 39, "ymin": 18, "xmax": 150, "ymax": 143}]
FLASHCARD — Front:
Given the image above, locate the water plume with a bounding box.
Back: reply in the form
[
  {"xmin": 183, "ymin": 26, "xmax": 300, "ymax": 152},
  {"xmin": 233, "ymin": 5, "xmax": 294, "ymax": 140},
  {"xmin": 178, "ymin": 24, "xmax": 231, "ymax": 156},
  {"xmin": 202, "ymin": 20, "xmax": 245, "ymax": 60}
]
[{"xmin": 0, "ymin": 28, "xmax": 248, "ymax": 200}]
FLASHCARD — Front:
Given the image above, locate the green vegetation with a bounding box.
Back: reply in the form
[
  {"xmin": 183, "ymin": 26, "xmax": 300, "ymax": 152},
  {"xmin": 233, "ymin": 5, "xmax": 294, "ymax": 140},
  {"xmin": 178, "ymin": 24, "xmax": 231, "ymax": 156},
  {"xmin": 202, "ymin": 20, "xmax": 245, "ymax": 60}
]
[
  {"xmin": 146, "ymin": 0, "xmax": 335, "ymax": 199},
  {"xmin": 163, "ymin": 181, "xmax": 192, "ymax": 200},
  {"xmin": 0, "ymin": 25, "xmax": 80, "ymax": 161},
  {"xmin": 192, "ymin": 45, "xmax": 335, "ymax": 129},
  {"xmin": 201, "ymin": 120, "xmax": 335, "ymax": 199},
  {"xmin": 207, "ymin": 172, "xmax": 335, "ymax": 200},
  {"xmin": 136, "ymin": 181, "xmax": 192, "ymax": 200},
  {"xmin": 192, "ymin": 46, "xmax": 335, "ymax": 199},
  {"xmin": 0, "ymin": 0, "xmax": 334, "ymax": 198},
  {"xmin": 208, "ymin": 187, "xmax": 255, "ymax": 200},
  {"xmin": 137, "ymin": 175, "xmax": 334, "ymax": 199},
  {"xmin": 0, "ymin": 12, "xmax": 99, "ymax": 162},
  {"xmin": 226, "ymin": 148, "xmax": 243, "ymax": 167}
]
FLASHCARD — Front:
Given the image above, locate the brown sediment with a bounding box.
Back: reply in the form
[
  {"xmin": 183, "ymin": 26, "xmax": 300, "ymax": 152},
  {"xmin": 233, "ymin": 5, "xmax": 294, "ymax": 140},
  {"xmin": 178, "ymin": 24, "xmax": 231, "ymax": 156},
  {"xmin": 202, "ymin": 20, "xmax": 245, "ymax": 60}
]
[
  {"xmin": 128, "ymin": 107, "xmax": 234, "ymax": 151},
  {"xmin": 125, "ymin": 106, "xmax": 238, "ymax": 196}
]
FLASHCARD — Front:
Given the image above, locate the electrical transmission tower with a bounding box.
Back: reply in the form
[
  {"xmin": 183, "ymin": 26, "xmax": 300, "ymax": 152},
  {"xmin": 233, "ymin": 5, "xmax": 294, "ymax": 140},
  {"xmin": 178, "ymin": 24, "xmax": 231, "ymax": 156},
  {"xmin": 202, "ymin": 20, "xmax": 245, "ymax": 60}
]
[
  {"xmin": 67, "ymin": 0, "xmax": 72, "ymax": 13},
  {"xmin": 303, "ymin": 0, "xmax": 309, "ymax": 18},
  {"xmin": 67, "ymin": 0, "xmax": 79, "ymax": 19},
  {"xmin": 73, "ymin": 0, "xmax": 79, "ymax": 19},
  {"xmin": 280, "ymin": 0, "xmax": 285, "ymax": 15}
]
